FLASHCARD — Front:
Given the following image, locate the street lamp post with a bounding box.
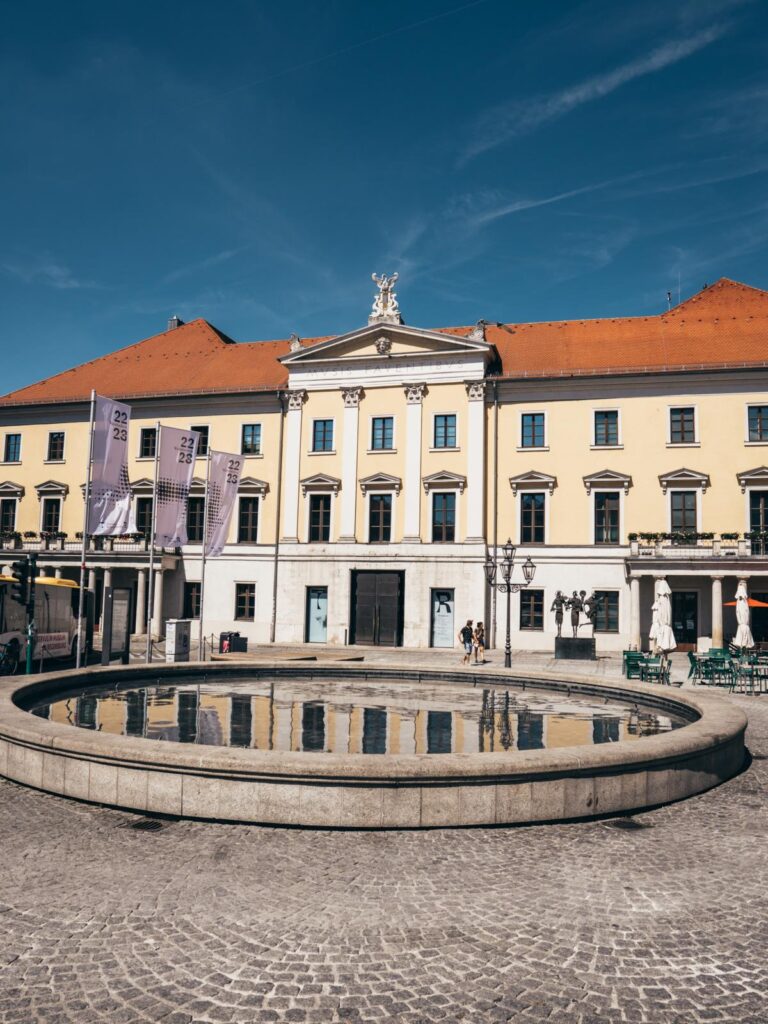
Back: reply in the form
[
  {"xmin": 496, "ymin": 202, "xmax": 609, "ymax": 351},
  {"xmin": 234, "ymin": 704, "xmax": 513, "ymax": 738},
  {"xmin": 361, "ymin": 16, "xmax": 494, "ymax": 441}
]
[{"xmin": 484, "ymin": 539, "xmax": 537, "ymax": 669}]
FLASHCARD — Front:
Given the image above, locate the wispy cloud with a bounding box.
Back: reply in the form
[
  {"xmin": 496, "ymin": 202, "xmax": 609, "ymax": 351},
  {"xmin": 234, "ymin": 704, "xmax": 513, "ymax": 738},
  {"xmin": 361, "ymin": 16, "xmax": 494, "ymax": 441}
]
[
  {"xmin": 1, "ymin": 256, "xmax": 101, "ymax": 290},
  {"xmin": 462, "ymin": 23, "xmax": 728, "ymax": 163},
  {"xmin": 162, "ymin": 246, "xmax": 246, "ymax": 284}
]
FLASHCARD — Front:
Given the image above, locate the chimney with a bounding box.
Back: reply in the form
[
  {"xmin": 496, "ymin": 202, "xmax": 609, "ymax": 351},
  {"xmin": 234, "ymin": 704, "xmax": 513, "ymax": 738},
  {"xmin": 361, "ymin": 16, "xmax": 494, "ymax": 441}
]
[{"xmin": 167, "ymin": 315, "xmax": 184, "ymax": 331}]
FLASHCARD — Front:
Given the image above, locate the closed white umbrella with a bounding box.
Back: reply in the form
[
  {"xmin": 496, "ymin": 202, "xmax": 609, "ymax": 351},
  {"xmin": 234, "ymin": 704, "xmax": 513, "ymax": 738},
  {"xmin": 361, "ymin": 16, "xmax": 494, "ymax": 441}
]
[
  {"xmin": 654, "ymin": 579, "xmax": 677, "ymax": 653},
  {"xmin": 734, "ymin": 580, "xmax": 755, "ymax": 649}
]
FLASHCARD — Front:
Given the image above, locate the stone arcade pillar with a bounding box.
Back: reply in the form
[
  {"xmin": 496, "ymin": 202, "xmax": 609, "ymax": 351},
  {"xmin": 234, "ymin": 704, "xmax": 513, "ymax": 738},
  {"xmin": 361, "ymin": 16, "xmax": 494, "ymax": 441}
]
[
  {"xmin": 151, "ymin": 569, "xmax": 165, "ymax": 638},
  {"xmin": 402, "ymin": 383, "xmax": 426, "ymax": 542},
  {"xmin": 629, "ymin": 576, "xmax": 641, "ymax": 650},
  {"xmin": 711, "ymin": 576, "xmax": 724, "ymax": 648},
  {"xmin": 282, "ymin": 390, "xmax": 307, "ymax": 542},
  {"xmin": 464, "ymin": 380, "xmax": 487, "ymax": 543},
  {"xmin": 101, "ymin": 567, "xmax": 112, "ymax": 628},
  {"xmin": 338, "ymin": 387, "xmax": 362, "ymax": 542},
  {"xmin": 135, "ymin": 568, "xmax": 147, "ymax": 636}
]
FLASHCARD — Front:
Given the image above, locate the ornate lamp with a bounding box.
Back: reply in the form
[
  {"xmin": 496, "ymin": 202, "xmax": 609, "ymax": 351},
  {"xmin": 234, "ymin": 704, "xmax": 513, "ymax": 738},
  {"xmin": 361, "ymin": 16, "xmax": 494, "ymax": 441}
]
[{"xmin": 485, "ymin": 540, "xmax": 537, "ymax": 669}]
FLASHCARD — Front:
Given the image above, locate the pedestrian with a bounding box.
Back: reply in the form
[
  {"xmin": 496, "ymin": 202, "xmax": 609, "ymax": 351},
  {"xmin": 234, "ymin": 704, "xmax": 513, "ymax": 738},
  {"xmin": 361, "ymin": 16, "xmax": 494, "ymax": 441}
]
[
  {"xmin": 458, "ymin": 620, "xmax": 474, "ymax": 665},
  {"xmin": 473, "ymin": 622, "xmax": 486, "ymax": 664}
]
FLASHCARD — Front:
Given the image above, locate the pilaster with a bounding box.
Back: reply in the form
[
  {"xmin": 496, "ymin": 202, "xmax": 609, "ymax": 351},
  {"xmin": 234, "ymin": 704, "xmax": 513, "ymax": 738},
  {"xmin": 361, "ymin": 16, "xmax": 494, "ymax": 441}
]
[
  {"xmin": 282, "ymin": 390, "xmax": 306, "ymax": 541},
  {"xmin": 338, "ymin": 387, "xmax": 363, "ymax": 542},
  {"xmin": 402, "ymin": 383, "xmax": 426, "ymax": 542},
  {"xmin": 464, "ymin": 380, "xmax": 487, "ymax": 543}
]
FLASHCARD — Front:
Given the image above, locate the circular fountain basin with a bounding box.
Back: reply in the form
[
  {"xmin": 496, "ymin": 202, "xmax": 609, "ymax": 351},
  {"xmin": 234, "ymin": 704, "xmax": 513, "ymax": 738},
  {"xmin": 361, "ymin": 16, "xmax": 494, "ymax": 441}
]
[{"xmin": 0, "ymin": 662, "xmax": 747, "ymax": 828}]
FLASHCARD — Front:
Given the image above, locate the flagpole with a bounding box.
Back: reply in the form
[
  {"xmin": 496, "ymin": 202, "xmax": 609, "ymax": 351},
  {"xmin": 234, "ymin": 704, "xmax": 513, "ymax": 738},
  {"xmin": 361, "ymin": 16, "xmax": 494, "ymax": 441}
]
[
  {"xmin": 198, "ymin": 448, "xmax": 211, "ymax": 661},
  {"xmin": 76, "ymin": 390, "xmax": 96, "ymax": 669},
  {"xmin": 145, "ymin": 422, "xmax": 161, "ymax": 663}
]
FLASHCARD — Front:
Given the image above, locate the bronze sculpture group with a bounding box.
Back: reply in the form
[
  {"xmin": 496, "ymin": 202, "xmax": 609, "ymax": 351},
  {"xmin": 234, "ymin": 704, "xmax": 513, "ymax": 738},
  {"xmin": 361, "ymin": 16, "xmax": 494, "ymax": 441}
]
[{"xmin": 551, "ymin": 590, "xmax": 604, "ymax": 637}]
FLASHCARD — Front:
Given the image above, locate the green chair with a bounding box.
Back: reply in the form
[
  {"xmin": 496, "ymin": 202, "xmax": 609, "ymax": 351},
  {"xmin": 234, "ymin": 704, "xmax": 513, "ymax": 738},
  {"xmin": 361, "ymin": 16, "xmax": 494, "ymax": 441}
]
[{"xmin": 623, "ymin": 651, "xmax": 645, "ymax": 680}]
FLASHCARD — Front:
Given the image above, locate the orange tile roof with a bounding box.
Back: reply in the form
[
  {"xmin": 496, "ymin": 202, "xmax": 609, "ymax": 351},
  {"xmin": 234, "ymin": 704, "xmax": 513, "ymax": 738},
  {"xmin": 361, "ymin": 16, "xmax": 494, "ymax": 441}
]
[{"xmin": 1, "ymin": 277, "xmax": 767, "ymax": 407}]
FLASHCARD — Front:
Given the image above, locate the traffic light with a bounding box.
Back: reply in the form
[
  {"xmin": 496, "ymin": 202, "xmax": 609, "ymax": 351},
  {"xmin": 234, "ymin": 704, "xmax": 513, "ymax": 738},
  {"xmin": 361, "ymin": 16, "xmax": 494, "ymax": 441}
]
[{"xmin": 9, "ymin": 558, "xmax": 29, "ymax": 607}]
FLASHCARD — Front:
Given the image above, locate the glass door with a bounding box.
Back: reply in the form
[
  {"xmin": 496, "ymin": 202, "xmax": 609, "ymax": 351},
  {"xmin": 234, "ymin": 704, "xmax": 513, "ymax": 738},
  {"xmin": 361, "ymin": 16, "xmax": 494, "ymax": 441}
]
[
  {"xmin": 430, "ymin": 589, "xmax": 455, "ymax": 648},
  {"xmin": 305, "ymin": 587, "xmax": 328, "ymax": 643}
]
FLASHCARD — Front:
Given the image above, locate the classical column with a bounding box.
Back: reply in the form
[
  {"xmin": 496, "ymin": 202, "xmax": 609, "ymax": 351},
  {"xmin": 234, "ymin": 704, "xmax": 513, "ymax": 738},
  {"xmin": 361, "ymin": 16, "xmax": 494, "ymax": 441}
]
[
  {"xmin": 101, "ymin": 568, "xmax": 112, "ymax": 627},
  {"xmin": 711, "ymin": 576, "xmax": 724, "ymax": 648},
  {"xmin": 629, "ymin": 576, "xmax": 641, "ymax": 650},
  {"xmin": 338, "ymin": 387, "xmax": 362, "ymax": 542},
  {"xmin": 281, "ymin": 390, "xmax": 307, "ymax": 541},
  {"xmin": 402, "ymin": 383, "xmax": 426, "ymax": 543},
  {"xmin": 135, "ymin": 568, "xmax": 147, "ymax": 636},
  {"xmin": 333, "ymin": 703, "xmax": 352, "ymax": 754},
  {"xmin": 464, "ymin": 380, "xmax": 487, "ymax": 543},
  {"xmin": 151, "ymin": 569, "xmax": 165, "ymax": 638},
  {"xmin": 54, "ymin": 567, "xmax": 62, "ymax": 579},
  {"xmin": 87, "ymin": 568, "xmax": 96, "ymax": 593}
]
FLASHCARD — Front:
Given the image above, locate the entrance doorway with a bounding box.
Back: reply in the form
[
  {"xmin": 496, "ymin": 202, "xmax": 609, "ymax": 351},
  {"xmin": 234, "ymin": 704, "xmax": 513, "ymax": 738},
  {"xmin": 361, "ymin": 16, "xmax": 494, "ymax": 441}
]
[
  {"xmin": 430, "ymin": 588, "xmax": 455, "ymax": 648},
  {"xmin": 671, "ymin": 591, "xmax": 698, "ymax": 648},
  {"xmin": 305, "ymin": 587, "xmax": 328, "ymax": 643},
  {"xmin": 751, "ymin": 592, "xmax": 768, "ymax": 644},
  {"xmin": 350, "ymin": 571, "xmax": 404, "ymax": 646}
]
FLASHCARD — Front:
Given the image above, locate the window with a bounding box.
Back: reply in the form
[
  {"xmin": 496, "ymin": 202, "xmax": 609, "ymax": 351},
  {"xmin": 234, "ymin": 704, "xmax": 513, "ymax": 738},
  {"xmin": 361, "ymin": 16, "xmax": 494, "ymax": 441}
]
[
  {"xmin": 183, "ymin": 582, "xmax": 201, "ymax": 619},
  {"xmin": 593, "ymin": 591, "xmax": 619, "ymax": 633},
  {"xmin": 432, "ymin": 492, "xmax": 456, "ymax": 543},
  {"xmin": 594, "ymin": 492, "xmax": 620, "ymax": 544},
  {"xmin": 434, "ymin": 414, "xmax": 457, "ymax": 449},
  {"xmin": 309, "ymin": 494, "xmax": 331, "ymax": 542},
  {"xmin": 1, "ymin": 498, "xmax": 16, "ymax": 532},
  {"xmin": 369, "ymin": 494, "xmax": 392, "ymax": 543},
  {"xmin": 191, "ymin": 425, "xmax": 209, "ymax": 456},
  {"xmin": 241, "ymin": 423, "xmax": 261, "ymax": 456},
  {"xmin": 521, "ymin": 413, "xmax": 545, "ymax": 449},
  {"xmin": 230, "ymin": 695, "xmax": 253, "ymax": 748},
  {"xmin": 235, "ymin": 583, "xmax": 255, "ymax": 621},
  {"xmin": 669, "ymin": 407, "xmax": 696, "ymax": 444},
  {"xmin": 520, "ymin": 493, "xmax": 545, "ymax": 544},
  {"xmin": 135, "ymin": 497, "xmax": 153, "ymax": 536},
  {"xmin": 302, "ymin": 702, "xmax": 325, "ymax": 752},
  {"xmin": 520, "ymin": 589, "xmax": 544, "ymax": 630},
  {"xmin": 670, "ymin": 491, "xmax": 697, "ymax": 532},
  {"xmin": 748, "ymin": 405, "xmax": 768, "ymax": 442},
  {"xmin": 238, "ymin": 496, "xmax": 260, "ymax": 543},
  {"xmin": 312, "ymin": 420, "xmax": 334, "ymax": 452},
  {"xmin": 186, "ymin": 496, "xmax": 205, "ymax": 543},
  {"xmin": 139, "ymin": 428, "xmax": 156, "ymax": 459},
  {"xmin": 47, "ymin": 432, "xmax": 65, "ymax": 461},
  {"xmin": 3, "ymin": 434, "xmax": 21, "ymax": 463},
  {"xmin": 594, "ymin": 411, "xmax": 619, "ymax": 446},
  {"xmin": 41, "ymin": 497, "xmax": 60, "ymax": 534},
  {"xmin": 371, "ymin": 416, "xmax": 394, "ymax": 450},
  {"xmin": 362, "ymin": 707, "xmax": 387, "ymax": 754}
]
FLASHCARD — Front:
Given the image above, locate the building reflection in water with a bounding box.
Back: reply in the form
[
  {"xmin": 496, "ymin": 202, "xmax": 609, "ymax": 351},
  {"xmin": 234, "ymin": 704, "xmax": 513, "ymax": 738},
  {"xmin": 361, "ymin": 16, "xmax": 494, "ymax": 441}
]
[{"xmin": 42, "ymin": 682, "xmax": 680, "ymax": 755}]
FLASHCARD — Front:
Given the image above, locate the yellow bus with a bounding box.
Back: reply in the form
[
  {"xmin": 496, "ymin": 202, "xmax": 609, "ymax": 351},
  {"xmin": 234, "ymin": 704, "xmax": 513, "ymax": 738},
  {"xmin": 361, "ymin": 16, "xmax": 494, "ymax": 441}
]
[{"xmin": 0, "ymin": 576, "xmax": 87, "ymax": 672}]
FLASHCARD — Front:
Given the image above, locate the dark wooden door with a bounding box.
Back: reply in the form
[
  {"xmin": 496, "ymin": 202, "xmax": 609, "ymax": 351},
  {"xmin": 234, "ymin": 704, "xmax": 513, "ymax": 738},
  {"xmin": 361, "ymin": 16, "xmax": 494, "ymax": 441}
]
[
  {"xmin": 671, "ymin": 591, "xmax": 698, "ymax": 647},
  {"xmin": 351, "ymin": 571, "xmax": 404, "ymax": 646}
]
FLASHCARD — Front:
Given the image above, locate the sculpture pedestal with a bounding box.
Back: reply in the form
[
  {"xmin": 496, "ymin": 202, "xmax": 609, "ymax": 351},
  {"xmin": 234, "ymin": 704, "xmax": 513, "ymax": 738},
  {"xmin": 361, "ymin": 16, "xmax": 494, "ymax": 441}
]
[{"xmin": 555, "ymin": 637, "xmax": 596, "ymax": 661}]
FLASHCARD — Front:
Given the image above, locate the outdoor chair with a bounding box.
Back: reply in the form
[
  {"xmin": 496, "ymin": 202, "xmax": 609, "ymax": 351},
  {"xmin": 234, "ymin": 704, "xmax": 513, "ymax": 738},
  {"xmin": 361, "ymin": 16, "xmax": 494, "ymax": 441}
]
[
  {"xmin": 687, "ymin": 651, "xmax": 699, "ymax": 680},
  {"xmin": 623, "ymin": 651, "xmax": 645, "ymax": 680}
]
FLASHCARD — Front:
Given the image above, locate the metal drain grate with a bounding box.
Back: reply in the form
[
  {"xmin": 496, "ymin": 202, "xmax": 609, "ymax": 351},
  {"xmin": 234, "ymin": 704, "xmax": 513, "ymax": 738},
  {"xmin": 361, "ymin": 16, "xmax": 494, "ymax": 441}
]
[
  {"xmin": 604, "ymin": 817, "xmax": 653, "ymax": 831},
  {"xmin": 118, "ymin": 817, "xmax": 165, "ymax": 832}
]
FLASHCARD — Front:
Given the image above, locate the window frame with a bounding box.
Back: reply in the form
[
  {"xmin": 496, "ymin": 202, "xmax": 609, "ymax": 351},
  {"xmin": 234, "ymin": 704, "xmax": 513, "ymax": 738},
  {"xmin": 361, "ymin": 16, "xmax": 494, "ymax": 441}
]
[
  {"xmin": 135, "ymin": 496, "xmax": 153, "ymax": 537},
  {"xmin": 234, "ymin": 583, "xmax": 256, "ymax": 621},
  {"xmin": 3, "ymin": 433, "xmax": 22, "ymax": 463},
  {"xmin": 668, "ymin": 488, "xmax": 701, "ymax": 533},
  {"xmin": 191, "ymin": 425, "xmax": 209, "ymax": 457},
  {"xmin": 432, "ymin": 413, "xmax": 458, "ymax": 451},
  {"xmin": 518, "ymin": 411, "xmax": 547, "ymax": 451},
  {"xmin": 241, "ymin": 423, "xmax": 262, "ymax": 457},
  {"xmin": 46, "ymin": 431, "xmax": 66, "ymax": 462},
  {"xmin": 431, "ymin": 491, "xmax": 457, "ymax": 543},
  {"xmin": 311, "ymin": 419, "xmax": 335, "ymax": 454},
  {"xmin": 138, "ymin": 427, "xmax": 157, "ymax": 460},
  {"xmin": 592, "ymin": 590, "xmax": 620, "ymax": 633},
  {"xmin": 237, "ymin": 495, "xmax": 260, "ymax": 544},
  {"xmin": 667, "ymin": 405, "xmax": 698, "ymax": 446},
  {"xmin": 368, "ymin": 492, "xmax": 393, "ymax": 543},
  {"xmin": 746, "ymin": 404, "xmax": 768, "ymax": 444},
  {"xmin": 592, "ymin": 489, "xmax": 622, "ymax": 545},
  {"xmin": 40, "ymin": 496, "xmax": 62, "ymax": 534},
  {"xmin": 369, "ymin": 415, "xmax": 395, "ymax": 452},
  {"xmin": 185, "ymin": 495, "xmax": 205, "ymax": 544},
  {"xmin": 183, "ymin": 581, "xmax": 202, "ymax": 619},
  {"xmin": 592, "ymin": 409, "xmax": 621, "ymax": 448},
  {"xmin": 518, "ymin": 491, "xmax": 546, "ymax": 545},
  {"xmin": 307, "ymin": 493, "xmax": 333, "ymax": 543},
  {"xmin": 519, "ymin": 589, "xmax": 544, "ymax": 631},
  {"xmin": 0, "ymin": 497, "xmax": 18, "ymax": 533}
]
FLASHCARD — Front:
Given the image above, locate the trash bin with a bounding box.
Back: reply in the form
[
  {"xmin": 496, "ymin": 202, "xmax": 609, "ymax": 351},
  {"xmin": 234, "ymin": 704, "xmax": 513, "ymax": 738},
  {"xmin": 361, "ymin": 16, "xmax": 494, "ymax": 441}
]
[
  {"xmin": 166, "ymin": 619, "xmax": 191, "ymax": 663},
  {"xmin": 219, "ymin": 631, "xmax": 248, "ymax": 654}
]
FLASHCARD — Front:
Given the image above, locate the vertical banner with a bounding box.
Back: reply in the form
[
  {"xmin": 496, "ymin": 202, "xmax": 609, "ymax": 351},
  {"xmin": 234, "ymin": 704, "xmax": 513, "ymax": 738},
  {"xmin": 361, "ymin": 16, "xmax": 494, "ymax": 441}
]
[
  {"xmin": 154, "ymin": 426, "xmax": 199, "ymax": 547},
  {"xmin": 205, "ymin": 451, "xmax": 244, "ymax": 556},
  {"xmin": 87, "ymin": 394, "xmax": 132, "ymax": 535}
]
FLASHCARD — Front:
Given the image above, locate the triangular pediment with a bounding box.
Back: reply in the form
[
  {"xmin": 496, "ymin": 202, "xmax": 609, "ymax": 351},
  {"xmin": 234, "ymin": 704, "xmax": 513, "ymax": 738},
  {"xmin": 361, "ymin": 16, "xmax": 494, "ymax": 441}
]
[
  {"xmin": 130, "ymin": 477, "xmax": 154, "ymax": 493},
  {"xmin": 509, "ymin": 471, "xmax": 557, "ymax": 495},
  {"xmin": 359, "ymin": 472, "xmax": 402, "ymax": 495},
  {"xmin": 35, "ymin": 479, "xmax": 69, "ymax": 496},
  {"xmin": 658, "ymin": 468, "xmax": 710, "ymax": 493},
  {"xmin": 0, "ymin": 481, "xmax": 24, "ymax": 498},
  {"xmin": 300, "ymin": 473, "xmax": 341, "ymax": 496},
  {"xmin": 422, "ymin": 470, "xmax": 467, "ymax": 493},
  {"xmin": 737, "ymin": 466, "xmax": 768, "ymax": 492},
  {"xmin": 279, "ymin": 322, "xmax": 494, "ymax": 366},
  {"xmin": 238, "ymin": 476, "xmax": 270, "ymax": 495},
  {"xmin": 583, "ymin": 469, "xmax": 633, "ymax": 495}
]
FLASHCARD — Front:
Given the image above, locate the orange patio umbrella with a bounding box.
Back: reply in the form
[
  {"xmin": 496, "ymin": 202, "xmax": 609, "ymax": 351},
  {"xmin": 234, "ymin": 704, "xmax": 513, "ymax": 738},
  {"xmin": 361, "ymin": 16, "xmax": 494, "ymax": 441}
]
[{"xmin": 723, "ymin": 597, "xmax": 768, "ymax": 607}]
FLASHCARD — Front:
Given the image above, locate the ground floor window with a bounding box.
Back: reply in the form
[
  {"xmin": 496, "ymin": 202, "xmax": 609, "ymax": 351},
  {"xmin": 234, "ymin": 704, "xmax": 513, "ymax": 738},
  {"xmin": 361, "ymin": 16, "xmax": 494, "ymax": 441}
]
[
  {"xmin": 235, "ymin": 583, "xmax": 255, "ymax": 621},
  {"xmin": 593, "ymin": 590, "xmax": 619, "ymax": 632},
  {"xmin": 183, "ymin": 581, "xmax": 201, "ymax": 619},
  {"xmin": 519, "ymin": 589, "xmax": 544, "ymax": 630}
]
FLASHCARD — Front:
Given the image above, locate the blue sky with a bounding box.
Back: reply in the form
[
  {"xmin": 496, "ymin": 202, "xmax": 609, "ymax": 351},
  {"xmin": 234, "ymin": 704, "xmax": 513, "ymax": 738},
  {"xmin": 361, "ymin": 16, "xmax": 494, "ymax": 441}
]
[{"xmin": 1, "ymin": 0, "xmax": 767, "ymax": 391}]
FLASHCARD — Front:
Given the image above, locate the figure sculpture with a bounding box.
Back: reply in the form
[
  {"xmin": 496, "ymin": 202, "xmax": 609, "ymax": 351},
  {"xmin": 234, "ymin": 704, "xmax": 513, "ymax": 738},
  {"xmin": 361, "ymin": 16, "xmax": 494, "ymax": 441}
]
[
  {"xmin": 550, "ymin": 590, "xmax": 567, "ymax": 637},
  {"xmin": 583, "ymin": 591, "xmax": 605, "ymax": 631},
  {"xmin": 369, "ymin": 272, "xmax": 403, "ymax": 324},
  {"xmin": 568, "ymin": 591, "xmax": 584, "ymax": 638}
]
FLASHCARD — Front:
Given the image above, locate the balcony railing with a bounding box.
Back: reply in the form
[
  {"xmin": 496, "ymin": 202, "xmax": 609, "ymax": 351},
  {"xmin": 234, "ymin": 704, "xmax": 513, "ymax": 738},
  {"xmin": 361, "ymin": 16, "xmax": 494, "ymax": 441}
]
[
  {"xmin": 630, "ymin": 536, "xmax": 767, "ymax": 559},
  {"xmin": 0, "ymin": 535, "xmax": 178, "ymax": 555}
]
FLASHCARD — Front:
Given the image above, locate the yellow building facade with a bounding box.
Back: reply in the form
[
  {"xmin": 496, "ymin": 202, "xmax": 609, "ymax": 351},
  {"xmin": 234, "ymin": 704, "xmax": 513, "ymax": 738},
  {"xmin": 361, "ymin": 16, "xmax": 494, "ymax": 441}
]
[{"xmin": 2, "ymin": 275, "xmax": 768, "ymax": 653}]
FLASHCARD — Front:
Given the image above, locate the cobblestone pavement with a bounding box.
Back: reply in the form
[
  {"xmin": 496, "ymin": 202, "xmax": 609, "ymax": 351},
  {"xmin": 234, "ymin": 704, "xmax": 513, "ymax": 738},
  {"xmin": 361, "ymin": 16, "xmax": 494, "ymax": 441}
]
[{"xmin": 1, "ymin": 690, "xmax": 766, "ymax": 1024}]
